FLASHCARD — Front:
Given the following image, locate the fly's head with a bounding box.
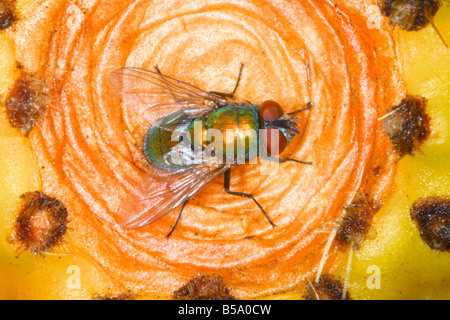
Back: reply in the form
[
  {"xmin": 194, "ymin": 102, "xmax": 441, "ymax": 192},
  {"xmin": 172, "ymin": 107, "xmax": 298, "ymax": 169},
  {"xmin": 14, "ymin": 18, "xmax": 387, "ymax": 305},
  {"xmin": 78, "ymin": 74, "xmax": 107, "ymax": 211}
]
[{"xmin": 259, "ymin": 100, "xmax": 310, "ymax": 156}]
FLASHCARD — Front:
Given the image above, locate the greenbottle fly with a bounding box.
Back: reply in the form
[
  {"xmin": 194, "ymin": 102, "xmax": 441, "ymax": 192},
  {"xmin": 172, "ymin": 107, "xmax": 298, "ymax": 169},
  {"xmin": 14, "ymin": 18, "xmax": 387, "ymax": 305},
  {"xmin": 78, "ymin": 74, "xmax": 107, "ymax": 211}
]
[{"xmin": 109, "ymin": 64, "xmax": 311, "ymax": 237}]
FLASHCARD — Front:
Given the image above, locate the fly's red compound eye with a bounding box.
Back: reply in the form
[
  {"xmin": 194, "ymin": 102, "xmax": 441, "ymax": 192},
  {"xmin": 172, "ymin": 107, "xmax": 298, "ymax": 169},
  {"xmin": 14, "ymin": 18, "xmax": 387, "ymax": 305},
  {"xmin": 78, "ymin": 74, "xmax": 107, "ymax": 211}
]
[
  {"xmin": 260, "ymin": 100, "xmax": 284, "ymax": 120},
  {"xmin": 262, "ymin": 127, "xmax": 288, "ymax": 156}
]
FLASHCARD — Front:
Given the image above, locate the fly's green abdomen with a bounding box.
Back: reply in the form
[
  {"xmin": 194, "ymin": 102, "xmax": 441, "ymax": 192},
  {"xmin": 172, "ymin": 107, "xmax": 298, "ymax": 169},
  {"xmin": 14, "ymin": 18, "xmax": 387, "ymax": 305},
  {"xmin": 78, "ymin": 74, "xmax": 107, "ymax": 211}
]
[{"xmin": 144, "ymin": 111, "xmax": 191, "ymax": 171}]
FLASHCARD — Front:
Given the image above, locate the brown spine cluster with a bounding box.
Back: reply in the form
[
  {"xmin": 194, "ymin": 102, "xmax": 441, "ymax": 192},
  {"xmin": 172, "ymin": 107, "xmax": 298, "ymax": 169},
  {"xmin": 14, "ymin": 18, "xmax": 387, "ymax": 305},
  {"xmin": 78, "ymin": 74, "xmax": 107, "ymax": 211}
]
[
  {"xmin": 14, "ymin": 191, "xmax": 69, "ymax": 255},
  {"xmin": 92, "ymin": 291, "xmax": 134, "ymax": 300},
  {"xmin": 410, "ymin": 196, "xmax": 450, "ymax": 252},
  {"xmin": 336, "ymin": 196, "xmax": 382, "ymax": 250},
  {"xmin": 0, "ymin": 0, "xmax": 16, "ymax": 30},
  {"xmin": 302, "ymin": 274, "xmax": 351, "ymax": 300},
  {"xmin": 382, "ymin": 95, "xmax": 430, "ymax": 158},
  {"xmin": 378, "ymin": 0, "xmax": 441, "ymax": 31},
  {"xmin": 173, "ymin": 274, "xmax": 235, "ymax": 300},
  {"xmin": 5, "ymin": 70, "xmax": 50, "ymax": 136}
]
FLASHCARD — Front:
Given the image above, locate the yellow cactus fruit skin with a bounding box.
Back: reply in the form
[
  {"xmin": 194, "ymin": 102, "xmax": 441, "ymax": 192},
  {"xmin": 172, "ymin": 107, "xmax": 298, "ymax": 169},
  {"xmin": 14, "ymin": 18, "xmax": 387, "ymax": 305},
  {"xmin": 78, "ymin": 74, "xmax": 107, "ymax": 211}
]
[
  {"xmin": 0, "ymin": 1, "xmax": 449, "ymax": 299},
  {"xmin": 333, "ymin": 6, "xmax": 450, "ymax": 300}
]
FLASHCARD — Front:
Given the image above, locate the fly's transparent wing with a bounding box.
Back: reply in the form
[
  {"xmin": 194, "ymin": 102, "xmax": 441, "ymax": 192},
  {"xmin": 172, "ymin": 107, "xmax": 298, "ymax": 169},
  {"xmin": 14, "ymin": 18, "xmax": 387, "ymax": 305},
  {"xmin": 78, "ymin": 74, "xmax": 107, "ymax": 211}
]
[
  {"xmin": 108, "ymin": 67, "xmax": 236, "ymax": 229},
  {"xmin": 108, "ymin": 67, "xmax": 227, "ymax": 126},
  {"xmin": 118, "ymin": 162, "xmax": 232, "ymax": 229}
]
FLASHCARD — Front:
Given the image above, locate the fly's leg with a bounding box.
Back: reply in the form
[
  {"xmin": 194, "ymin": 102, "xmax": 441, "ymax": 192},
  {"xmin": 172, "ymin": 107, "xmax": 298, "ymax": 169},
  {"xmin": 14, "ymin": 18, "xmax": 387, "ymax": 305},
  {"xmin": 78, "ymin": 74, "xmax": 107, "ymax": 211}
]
[
  {"xmin": 223, "ymin": 168, "xmax": 275, "ymax": 227},
  {"xmin": 209, "ymin": 63, "xmax": 244, "ymax": 99},
  {"xmin": 263, "ymin": 155, "xmax": 313, "ymax": 165},
  {"xmin": 166, "ymin": 200, "xmax": 189, "ymax": 238},
  {"xmin": 154, "ymin": 65, "xmax": 185, "ymax": 103},
  {"xmin": 287, "ymin": 102, "xmax": 313, "ymax": 116}
]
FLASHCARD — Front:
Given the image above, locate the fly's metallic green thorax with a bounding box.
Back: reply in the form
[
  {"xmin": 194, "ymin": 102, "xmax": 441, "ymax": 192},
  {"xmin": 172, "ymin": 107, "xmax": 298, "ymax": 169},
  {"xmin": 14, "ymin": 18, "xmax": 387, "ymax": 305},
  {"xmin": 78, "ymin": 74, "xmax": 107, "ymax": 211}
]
[
  {"xmin": 189, "ymin": 105, "xmax": 259, "ymax": 159},
  {"xmin": 144, "ymin": 104, "xmax": 260, "ymax": 171}
]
